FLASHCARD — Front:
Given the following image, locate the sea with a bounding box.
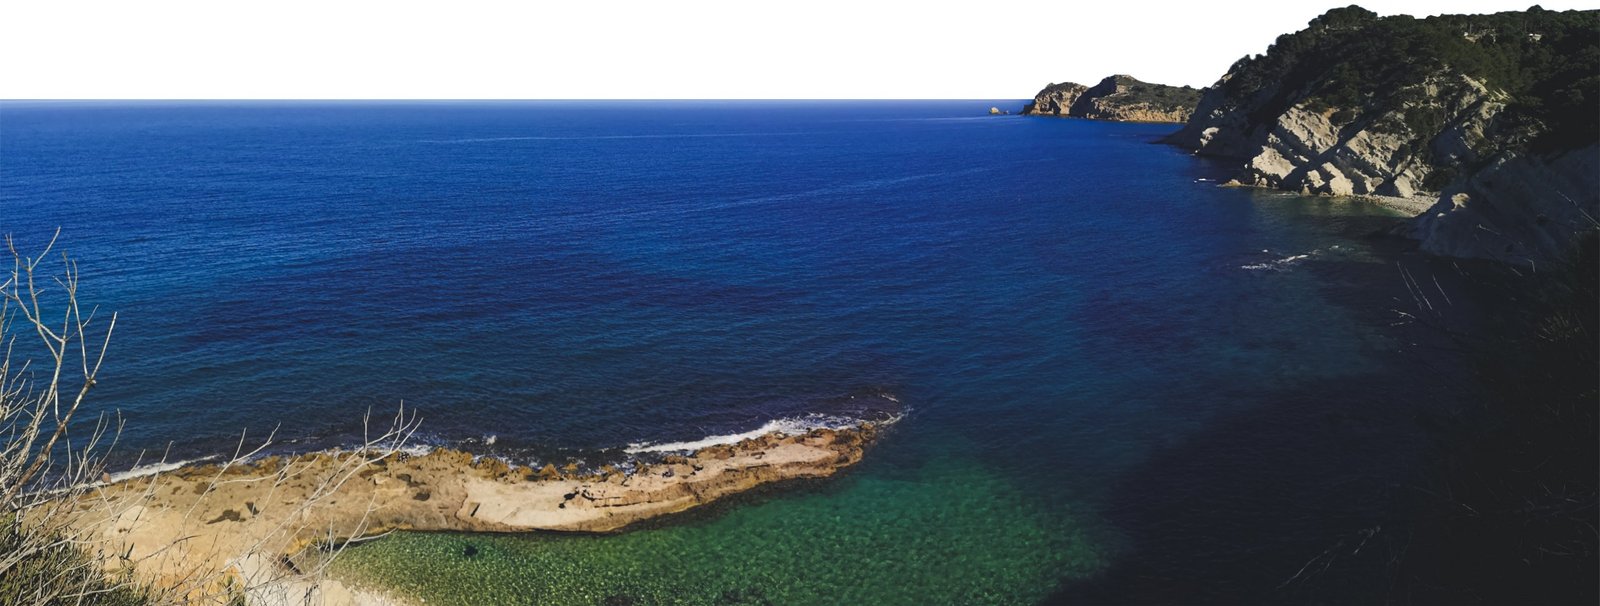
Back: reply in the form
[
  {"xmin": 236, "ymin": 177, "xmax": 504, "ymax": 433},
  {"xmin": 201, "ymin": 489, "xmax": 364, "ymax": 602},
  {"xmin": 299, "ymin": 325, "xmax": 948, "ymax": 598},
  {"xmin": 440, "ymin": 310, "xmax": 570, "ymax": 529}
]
[{"xmin": 0, "ymin": 101, "xmax": 1493, "ymax": 604}]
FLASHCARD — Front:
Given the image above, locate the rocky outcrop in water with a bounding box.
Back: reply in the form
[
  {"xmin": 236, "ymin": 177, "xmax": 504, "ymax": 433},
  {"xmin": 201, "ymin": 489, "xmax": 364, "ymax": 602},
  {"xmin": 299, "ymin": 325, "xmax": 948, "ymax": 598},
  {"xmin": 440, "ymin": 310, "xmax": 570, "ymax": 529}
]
[
  {"xmin": 1022, "ymin": 75, "xmax": 1200, "ymax": 123},
  {"xmin": 69, "ymin": 424, "xmax": 882, "ymax": 604},
  {"xmin": 1168, "ymin": 5, "xmax": 1599, "ymax": 266}
]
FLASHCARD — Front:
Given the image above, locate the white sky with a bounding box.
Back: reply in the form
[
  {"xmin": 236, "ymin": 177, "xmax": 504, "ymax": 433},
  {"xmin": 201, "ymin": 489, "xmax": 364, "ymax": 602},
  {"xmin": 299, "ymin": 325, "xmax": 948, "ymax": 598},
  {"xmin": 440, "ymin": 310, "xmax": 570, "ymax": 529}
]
[{"xmin": 1, "ymin": 0, "xmax": 1592, "ymax": 99}]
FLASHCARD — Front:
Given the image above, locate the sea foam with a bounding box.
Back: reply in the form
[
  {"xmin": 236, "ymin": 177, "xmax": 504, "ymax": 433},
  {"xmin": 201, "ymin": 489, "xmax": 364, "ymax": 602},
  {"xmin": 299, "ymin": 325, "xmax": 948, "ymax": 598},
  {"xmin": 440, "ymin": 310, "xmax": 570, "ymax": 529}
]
[
  {"xmin": 104, "ymin": 455, "xmax": 220, "ymax": 483},
  {"xmin": 624, "ymin": 412, "xmax": 901, "ymax": 454}
]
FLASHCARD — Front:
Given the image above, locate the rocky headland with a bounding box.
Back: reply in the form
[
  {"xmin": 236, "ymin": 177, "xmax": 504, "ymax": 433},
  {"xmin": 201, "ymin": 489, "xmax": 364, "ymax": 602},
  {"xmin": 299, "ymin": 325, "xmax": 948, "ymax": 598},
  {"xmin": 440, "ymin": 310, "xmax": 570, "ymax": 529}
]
[
  {"xmin": 1167, "ymin": 6, "xmax": 1598, "ymax": 266},
  {"xmin": 1022, "ymin": 75, "xmax": 1201, "ymax": 123},
  {"xmin": 67, "ymin": 424, "xmax": 880, "ymax": 605}
]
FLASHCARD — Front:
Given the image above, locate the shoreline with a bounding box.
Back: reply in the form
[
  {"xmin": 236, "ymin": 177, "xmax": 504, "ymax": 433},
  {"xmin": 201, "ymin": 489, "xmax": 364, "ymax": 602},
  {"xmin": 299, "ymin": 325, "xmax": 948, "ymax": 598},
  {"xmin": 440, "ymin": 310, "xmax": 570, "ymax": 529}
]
[
  {"xmin": 1215, "ymin": 179, "xmax": 1438, "ymax": 216},
  {"xmin": 1357, "ymin": 192, "xmax": 1437, "ymax": 216},
  {"xmin": 69, "ymin": 422, "xmax": 884, "ymax": 605},
  {"xmin": 1019, "ymin": 113, "xmax": 1187, "ymax": 125}
]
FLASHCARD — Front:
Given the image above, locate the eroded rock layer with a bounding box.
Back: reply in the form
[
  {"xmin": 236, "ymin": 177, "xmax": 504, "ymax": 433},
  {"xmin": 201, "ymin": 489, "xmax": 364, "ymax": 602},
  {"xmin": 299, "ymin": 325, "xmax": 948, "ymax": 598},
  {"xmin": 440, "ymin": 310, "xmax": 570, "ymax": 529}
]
[{"xmin": 1167, "ymin": 6, "xmax": 1598, "ymax": 265}]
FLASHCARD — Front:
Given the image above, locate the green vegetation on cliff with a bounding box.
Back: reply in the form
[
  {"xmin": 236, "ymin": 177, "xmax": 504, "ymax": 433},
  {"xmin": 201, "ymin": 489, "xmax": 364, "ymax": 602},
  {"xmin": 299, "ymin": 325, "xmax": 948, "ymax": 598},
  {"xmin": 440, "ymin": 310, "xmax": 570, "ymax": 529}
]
[
  {"xmin": 1223, "ymin": 5, "xmax": 1597, "ymax": 150},
  {"xmin": 1023, "ymin": 75, "xmax": 1201, "ymax": 123},
  {"xmin": 1169, "ymin": 5, "xmax": 1597, "ymax": 264}
]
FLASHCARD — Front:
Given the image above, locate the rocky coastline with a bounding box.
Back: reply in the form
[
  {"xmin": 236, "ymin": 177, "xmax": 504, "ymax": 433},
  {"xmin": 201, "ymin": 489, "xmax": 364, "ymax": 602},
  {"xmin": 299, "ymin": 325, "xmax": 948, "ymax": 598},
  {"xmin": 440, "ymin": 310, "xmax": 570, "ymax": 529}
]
[
  {"xmin": 1022, "ymin": 75, "xmax": 1200, "ymax": 123},
  {"xmin": 68, "ymin": 424, "xmax": 881, "ymax": 604},
  {"xmin": 1165, "ymin": 6, "xmax": 1599, "ymax": 266}
]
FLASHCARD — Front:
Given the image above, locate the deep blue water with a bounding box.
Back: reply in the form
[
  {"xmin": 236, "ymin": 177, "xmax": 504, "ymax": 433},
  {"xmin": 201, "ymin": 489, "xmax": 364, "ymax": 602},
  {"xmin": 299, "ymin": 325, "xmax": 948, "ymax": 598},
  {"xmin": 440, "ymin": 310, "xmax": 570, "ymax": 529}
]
[{"xmin": 0, "ymin": 101, "xmax": 1485, "ymax": 602}]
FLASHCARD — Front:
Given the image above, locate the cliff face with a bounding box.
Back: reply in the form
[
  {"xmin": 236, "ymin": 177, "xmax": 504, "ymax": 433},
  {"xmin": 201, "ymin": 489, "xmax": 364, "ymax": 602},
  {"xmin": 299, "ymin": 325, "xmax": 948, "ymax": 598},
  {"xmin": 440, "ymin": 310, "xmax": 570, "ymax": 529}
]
[
  {"xmin": 1178, "ymin": 72, "xmax": 1507, "ymax": 198},
  {"xmin": 1169, "ymin": 5, "xmax": 1599, "ymax": 265},
  {"xmin": 1022, "ymin": 82, "xmax": 1089, "ymax": 117},
  {"xmin": 1403, "ymin": 144, "xmax": 1599, "ymax": 265},
  {"xmin": 1023, "ymin": 75, "xmax": 1200, "ymax": 123}
]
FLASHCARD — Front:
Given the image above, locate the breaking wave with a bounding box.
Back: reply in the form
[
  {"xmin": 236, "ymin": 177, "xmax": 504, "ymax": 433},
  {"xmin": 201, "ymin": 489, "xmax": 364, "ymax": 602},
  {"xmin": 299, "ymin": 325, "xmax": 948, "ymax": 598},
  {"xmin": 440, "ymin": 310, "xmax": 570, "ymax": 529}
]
[{"xmin": 624, "ymin": 412, "xmax": 902, "ymax": 454}]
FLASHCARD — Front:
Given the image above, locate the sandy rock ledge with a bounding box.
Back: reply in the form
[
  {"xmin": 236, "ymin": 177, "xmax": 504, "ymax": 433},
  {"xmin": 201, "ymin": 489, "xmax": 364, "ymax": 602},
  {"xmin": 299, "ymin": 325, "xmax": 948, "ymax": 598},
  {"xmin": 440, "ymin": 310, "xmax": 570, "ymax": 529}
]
[{"xmin": 67, "ymin": 424, "xmax": 880, "ymax": 605}]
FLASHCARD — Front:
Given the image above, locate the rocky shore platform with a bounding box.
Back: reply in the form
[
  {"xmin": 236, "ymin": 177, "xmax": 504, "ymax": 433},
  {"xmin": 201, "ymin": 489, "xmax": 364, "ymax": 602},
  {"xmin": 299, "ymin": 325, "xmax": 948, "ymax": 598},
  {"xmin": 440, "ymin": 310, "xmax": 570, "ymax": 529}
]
[{"xmin": 68, "ymin": 423, "xmax": 881, "ymax": 604}]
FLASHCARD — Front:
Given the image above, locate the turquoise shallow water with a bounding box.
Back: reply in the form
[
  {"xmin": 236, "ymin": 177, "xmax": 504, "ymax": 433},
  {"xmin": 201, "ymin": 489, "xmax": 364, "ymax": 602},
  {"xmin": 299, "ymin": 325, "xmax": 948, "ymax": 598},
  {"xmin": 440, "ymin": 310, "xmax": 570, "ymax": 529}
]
[
  {"xmin": 1, "ymin": 101, "xmax": 1483, "ymax": 603},
  {"xmin": 334, "ymin": 454, "xmax": 1104, "ymax": 605}
]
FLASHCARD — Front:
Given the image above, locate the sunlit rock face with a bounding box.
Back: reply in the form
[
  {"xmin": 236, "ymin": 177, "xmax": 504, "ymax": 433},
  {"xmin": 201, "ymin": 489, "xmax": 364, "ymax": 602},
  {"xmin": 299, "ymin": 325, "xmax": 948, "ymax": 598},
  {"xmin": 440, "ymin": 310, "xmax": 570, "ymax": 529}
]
[
  {"xmin": 1023, "ymin": 76, "xmax": 1199, "ymax": 123},
  {"xmin": 1166, "ymin": 5, "xmax": 1599, "ymax": 265}
]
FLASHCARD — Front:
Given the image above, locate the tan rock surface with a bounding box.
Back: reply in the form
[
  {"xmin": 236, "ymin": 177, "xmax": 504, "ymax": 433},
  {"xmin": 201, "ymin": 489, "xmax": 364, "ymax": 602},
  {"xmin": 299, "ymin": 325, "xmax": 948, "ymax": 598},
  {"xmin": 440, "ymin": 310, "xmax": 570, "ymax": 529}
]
[{"xmin": 67, "ymin": 424, "xmax": 878, "ymax": 604}]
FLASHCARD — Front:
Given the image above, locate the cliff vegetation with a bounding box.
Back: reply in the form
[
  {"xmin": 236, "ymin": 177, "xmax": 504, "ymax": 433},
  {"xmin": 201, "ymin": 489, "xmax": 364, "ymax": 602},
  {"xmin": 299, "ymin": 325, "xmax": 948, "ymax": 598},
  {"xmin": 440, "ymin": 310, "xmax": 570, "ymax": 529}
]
[
  {"xmin": 1023, "ymin": 75, "xmax": 1201, "ymax": 123},
  {"xmin": 1170, "ymin": 5, "xmax": 1598, "ymax": 266}
]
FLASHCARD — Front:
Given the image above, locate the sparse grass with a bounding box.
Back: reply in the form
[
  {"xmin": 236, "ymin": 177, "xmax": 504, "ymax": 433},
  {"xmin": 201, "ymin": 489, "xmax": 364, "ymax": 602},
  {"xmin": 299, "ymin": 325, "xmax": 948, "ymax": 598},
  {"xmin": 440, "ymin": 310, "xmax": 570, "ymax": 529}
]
[
  {"xmin": 1386, "ymin": 234, "xmax": 1599, "ymax": 603},
  {"xmin": 0, "ymin": 514, "xmax": 153, "ymax": 606}
]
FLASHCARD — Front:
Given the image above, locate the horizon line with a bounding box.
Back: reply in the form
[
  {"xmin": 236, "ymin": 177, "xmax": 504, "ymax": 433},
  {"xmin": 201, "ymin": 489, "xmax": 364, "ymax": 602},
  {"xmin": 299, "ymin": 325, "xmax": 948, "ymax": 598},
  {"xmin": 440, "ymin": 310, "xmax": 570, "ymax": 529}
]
[{"xmin": 2, "ymin": 98, "xmax": 1039, "ymax": 103}]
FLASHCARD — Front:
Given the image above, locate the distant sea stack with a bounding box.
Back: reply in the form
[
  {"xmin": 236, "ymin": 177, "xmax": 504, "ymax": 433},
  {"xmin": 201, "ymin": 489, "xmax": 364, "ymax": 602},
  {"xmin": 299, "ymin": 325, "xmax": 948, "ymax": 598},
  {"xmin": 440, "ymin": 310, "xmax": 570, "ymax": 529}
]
[
  {"xmin": 1168, "ymin": 5, "xmax": 1598, "ymax": 265},
  {"xmin": 1021, "ymin": 75, "xmax": 1201, "ymax": 123}
]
